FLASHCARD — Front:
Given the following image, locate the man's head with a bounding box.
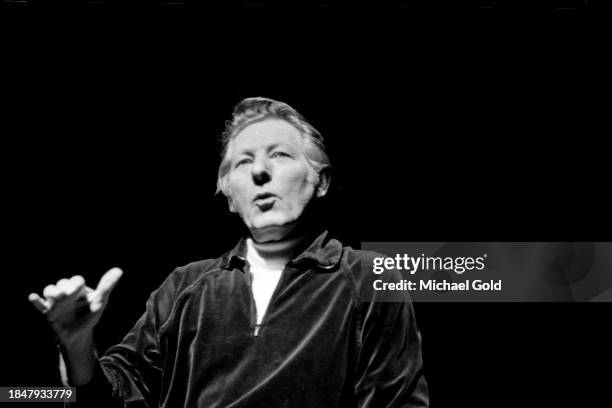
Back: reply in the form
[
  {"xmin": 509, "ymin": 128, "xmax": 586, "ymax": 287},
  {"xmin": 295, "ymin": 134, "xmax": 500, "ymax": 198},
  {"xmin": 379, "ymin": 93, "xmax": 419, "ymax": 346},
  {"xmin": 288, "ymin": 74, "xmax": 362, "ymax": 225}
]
[{"xmin": 217, "ymin": 97, "xmax": 331, "ymax": 242}]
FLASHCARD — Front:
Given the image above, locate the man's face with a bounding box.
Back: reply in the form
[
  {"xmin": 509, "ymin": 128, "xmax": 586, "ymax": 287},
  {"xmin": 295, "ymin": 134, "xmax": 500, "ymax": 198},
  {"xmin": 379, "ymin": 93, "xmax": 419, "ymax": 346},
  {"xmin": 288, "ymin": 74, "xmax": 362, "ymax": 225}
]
[{"xmin": 225, "ymin": 119, "xmax": 321, "ymax": 240}]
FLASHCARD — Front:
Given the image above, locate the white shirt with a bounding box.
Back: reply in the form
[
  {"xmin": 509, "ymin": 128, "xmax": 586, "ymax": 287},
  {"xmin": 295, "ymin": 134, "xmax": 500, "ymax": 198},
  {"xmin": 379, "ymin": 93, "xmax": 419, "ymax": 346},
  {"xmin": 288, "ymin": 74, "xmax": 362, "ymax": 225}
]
[{"xmin": 245, "ymin": 236, "xmax": 302, "ymax": 324}]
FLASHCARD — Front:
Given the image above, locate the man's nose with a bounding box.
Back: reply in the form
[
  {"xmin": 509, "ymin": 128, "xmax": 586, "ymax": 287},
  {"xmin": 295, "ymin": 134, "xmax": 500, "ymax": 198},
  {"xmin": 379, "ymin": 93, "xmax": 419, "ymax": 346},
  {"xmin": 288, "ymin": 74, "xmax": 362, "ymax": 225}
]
[{"xmin": 251, "ymin": 158, "xmax": 271, "ymax": 186}]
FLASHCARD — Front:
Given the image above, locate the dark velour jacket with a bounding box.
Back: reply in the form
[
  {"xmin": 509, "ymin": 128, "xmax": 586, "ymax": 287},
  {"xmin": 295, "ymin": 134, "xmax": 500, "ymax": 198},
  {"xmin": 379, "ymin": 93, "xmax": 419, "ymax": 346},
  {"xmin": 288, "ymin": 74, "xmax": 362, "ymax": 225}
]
[{"xmin": 67, "ymin": 230, "xmax": 428, "ymax": 408}]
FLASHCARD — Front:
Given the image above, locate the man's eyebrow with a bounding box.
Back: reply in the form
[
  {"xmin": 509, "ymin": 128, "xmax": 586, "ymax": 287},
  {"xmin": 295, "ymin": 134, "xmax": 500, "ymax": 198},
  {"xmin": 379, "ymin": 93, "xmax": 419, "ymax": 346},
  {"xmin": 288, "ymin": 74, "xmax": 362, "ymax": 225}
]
[
  {"xmin": 266, "ymin": 142, "xmax": 293, "ymax": 151},
  {"xmin": 233, "ymin": 142, "xmax": 294, "ymax": 156},
  {"xmin": 234, "ymin": 147, "xmax": 255, "ymax": 156}
]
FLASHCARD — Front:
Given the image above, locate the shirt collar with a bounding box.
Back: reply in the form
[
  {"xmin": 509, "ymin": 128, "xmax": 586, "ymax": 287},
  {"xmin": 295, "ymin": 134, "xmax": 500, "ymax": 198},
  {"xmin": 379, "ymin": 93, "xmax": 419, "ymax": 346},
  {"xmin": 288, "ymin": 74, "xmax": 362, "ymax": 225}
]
[{"xmin": 220, "ymin": 230, "xmax": 342, "ymax": 271}]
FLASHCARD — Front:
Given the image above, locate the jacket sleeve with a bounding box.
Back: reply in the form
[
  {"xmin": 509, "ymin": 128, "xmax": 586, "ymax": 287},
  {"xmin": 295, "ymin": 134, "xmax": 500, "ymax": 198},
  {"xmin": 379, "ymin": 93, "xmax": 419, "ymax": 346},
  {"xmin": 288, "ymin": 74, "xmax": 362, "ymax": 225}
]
[
  {"xmin": 354, "ymin": 267, "xmax": 429, "ymax": 408},
  {"xmin": 62, "ymin": 270, "xmax": 179, "ymax": 408}
]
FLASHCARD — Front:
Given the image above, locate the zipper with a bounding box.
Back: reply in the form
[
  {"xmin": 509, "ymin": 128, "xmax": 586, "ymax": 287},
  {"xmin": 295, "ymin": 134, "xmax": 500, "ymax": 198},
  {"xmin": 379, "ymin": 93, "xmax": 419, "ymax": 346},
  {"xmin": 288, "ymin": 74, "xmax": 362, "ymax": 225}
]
[{"xmin": 244, "ymin": 263, "xmax": 260, "ymax": 337}]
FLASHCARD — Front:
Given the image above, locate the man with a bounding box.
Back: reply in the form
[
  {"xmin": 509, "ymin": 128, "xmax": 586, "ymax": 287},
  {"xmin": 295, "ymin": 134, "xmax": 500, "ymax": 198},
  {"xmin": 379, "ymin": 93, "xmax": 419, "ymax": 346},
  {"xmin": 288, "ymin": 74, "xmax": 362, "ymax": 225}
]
[{"xmin": 29, "ymin": 97, "xmax": 429, "ymax": 407}]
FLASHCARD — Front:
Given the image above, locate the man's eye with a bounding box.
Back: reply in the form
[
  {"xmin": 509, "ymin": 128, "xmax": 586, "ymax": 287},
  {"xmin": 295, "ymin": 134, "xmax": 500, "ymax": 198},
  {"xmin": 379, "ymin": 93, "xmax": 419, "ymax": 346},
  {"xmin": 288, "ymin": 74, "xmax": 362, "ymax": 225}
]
[
  {"xmin": 271, "ymin": 151, "xmax": 291, "ymax": 159},
  {"xmin": 235, "ymin": 158, "xmax": 252, "ymax": 167}
]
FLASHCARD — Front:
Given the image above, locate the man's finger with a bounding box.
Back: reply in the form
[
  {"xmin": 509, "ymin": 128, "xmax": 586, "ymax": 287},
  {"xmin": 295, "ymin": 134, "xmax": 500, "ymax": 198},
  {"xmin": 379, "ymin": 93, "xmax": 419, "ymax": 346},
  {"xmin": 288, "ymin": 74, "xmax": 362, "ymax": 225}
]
[
  {"xmin": 66, "ymin": 281, "xmax": 88, "ymax": 302},
  {"xmin": 55, "ymin": 279, "xmax": 71, "ymax": 292},
  {"xmin": 28, "ymin": 293, "xmax": 49, "ymax": 313},
  {"xmin": 43, "ymin": 284, "xmax": 59, "ymax": 300},
  {"xmin": 69, "ymin": 275, "xmax": 85, "ymax": 289},
  {"xmin": 94, "ymin": 267, "xmax": 123, "ymax": 298},
  {"xmin": 62, "ymin": 275, "xmax": 86, "ymax": 298}
]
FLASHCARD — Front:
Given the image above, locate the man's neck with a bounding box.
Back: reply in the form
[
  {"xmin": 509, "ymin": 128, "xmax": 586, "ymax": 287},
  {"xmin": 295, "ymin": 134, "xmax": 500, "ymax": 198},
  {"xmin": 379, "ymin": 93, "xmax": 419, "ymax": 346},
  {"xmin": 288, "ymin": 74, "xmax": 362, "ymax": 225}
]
[
  {"xmin": 249, "ymin": 222, "xmax": 299, "ymax": 243},
  {"xmin": 246, "ymin": 234, "xmax": 307, "ymax": 270}
]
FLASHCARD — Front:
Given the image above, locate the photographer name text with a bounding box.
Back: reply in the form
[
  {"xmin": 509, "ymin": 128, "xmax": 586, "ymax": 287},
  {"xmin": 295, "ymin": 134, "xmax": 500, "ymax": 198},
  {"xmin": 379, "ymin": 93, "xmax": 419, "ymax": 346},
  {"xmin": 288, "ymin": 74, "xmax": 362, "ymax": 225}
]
[{"xmin": 373, "ymin": 279, "xmax": 502, "ymax": 292}]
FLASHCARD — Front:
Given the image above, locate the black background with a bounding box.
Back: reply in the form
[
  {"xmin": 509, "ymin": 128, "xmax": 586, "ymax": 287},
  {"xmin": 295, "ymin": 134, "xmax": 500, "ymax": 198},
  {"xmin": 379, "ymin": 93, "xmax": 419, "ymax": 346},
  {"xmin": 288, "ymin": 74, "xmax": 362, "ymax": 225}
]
[{"xmin": 2, "ymin": 1, "xmax": 610, "ymax": 407}]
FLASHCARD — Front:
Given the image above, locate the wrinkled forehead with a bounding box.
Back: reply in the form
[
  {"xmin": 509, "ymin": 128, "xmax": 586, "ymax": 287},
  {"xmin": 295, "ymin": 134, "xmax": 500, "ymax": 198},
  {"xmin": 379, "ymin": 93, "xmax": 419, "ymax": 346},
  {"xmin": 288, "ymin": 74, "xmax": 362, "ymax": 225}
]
[{"xmin": 225, "ymin": 118, "xmax": 305, "ymax": 159}]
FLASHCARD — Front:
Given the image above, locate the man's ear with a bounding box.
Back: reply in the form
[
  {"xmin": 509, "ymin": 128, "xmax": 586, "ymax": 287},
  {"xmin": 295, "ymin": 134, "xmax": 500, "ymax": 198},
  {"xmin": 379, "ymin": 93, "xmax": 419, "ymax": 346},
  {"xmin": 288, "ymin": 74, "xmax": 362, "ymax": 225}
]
[
  {"xmin": 227, "ymin": 194, "xmax": 238, "ymax": 213},
  {"xmin": 315, "ymin": 168, "xmax": 331, "ymax": 198},
  {"xmin": 222, "ymin": 184, "xmax": 238, "ymax": 213},
  {"xmin": 219, "ymin": 176, "xmax": 238, "ymax": 213}
]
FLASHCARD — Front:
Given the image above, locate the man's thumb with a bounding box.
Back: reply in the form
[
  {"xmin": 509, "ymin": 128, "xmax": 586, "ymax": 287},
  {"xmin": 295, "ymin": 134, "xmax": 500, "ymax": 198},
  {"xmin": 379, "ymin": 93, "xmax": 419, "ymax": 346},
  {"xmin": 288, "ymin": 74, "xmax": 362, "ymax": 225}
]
[{"xmin": 95, "ymin": 267, "xmax": 123, "ymax": 298}]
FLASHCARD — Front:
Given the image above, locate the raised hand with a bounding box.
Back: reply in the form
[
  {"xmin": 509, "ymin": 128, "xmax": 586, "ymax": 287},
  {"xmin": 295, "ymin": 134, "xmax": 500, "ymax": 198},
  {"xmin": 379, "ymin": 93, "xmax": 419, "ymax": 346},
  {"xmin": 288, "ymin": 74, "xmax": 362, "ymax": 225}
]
[{"xmin": 28, "ymin": 267, "xmax": 123, "ymax": 346}]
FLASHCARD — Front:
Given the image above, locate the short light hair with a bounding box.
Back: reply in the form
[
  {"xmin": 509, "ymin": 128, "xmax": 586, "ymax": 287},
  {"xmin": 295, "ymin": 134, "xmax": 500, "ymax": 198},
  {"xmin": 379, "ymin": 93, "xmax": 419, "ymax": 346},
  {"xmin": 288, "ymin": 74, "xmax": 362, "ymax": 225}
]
[{"xmin": 216, "ymin": 97, "xmax": 331, "ymax": 196}]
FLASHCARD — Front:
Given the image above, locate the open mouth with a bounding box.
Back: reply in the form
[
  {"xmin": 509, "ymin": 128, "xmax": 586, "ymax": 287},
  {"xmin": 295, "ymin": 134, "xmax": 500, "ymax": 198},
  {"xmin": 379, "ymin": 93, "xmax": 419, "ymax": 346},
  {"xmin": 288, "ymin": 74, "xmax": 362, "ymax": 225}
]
[
  {"xmin": 253, "ymin": 193, "xmax": 276, "ymax": 202},
  {"xmin": 253, "ymin": 193, "xmax": 277, "ymax": 211}
]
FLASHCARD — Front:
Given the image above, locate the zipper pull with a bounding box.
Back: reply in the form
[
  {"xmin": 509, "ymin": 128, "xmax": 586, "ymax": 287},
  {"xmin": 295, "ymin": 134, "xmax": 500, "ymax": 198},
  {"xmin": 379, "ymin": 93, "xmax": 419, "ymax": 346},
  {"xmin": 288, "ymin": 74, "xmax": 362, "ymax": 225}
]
[{"xmin": 254, "ymin": 324, "xmax": 261, "ymax": 337}]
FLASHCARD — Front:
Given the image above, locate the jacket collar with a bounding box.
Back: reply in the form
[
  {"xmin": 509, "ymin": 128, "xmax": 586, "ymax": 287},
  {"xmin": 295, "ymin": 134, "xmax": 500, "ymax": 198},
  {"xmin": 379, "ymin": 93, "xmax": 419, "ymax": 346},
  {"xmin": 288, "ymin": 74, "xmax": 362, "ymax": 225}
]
[{"xmin": 220, "ymin": 230, "xmax": 342, "ymax": 271}]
